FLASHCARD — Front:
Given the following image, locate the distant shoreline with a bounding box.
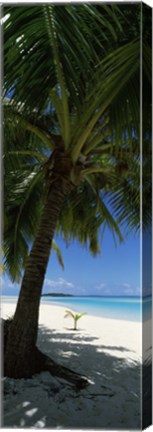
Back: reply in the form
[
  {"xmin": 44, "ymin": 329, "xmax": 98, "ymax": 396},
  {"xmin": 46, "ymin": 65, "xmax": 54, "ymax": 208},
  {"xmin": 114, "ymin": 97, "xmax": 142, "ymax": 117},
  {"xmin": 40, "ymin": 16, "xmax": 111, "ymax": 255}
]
[
  {"xmin": 42, "ymin": 293, "xmax": 73, "ymax": 297},
  {"xmin": 2, "ymin": 294, "xmax": 152, "ymax": 299},
  {"xmin": 41, "ymin": 294, "xmax": 151, "ymax": 299}
]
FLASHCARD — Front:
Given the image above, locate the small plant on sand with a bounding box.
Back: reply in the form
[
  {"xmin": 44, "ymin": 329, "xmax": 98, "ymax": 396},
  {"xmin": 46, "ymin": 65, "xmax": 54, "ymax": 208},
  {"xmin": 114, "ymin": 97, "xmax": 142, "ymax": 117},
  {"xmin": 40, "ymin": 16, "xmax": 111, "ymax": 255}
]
[{"xmin": 64, "ymin": 310, "xmax": 87, "ymax": 331}]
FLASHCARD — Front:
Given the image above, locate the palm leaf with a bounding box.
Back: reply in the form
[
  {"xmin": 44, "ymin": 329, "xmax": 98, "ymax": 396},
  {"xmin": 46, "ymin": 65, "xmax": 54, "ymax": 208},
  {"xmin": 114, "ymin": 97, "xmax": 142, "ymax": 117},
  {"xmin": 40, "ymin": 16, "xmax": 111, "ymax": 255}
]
[
  {"xmin": 51, "ymin": 239, "xmax": 64, "ymax": 270},
  {"xmin": 3, "ymin": 4, "xmax": 122, "ymax": 113},
  {"xmin": 71, "ymin": 40, "xmax": 140, "ymax": 162},
  {"xmin": 75, "ymin": 313, "xmax": 87, "ymax": 321},
  {"xmin": 64, "ymin": 310, "xmax": 75, "ymax": 319},
  {"xmin": 4, "ymin": 102, "xmax": 55, "ymax": 151},
  {"xmin": 4, "ymin": 168, "xmax": 44, "ymax": 282},
  {"xmin": 44, "ymin": 6, "xmax": 70, "ymax": 147}
]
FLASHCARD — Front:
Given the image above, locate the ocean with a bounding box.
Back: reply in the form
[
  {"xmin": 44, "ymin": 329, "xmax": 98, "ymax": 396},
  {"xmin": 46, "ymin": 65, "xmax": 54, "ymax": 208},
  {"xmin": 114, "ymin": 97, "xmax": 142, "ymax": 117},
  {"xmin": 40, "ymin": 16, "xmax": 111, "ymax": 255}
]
[
  {"xmin": 2, "ymin": 295, "xmax": 152, "ymax": 322},
  {"xmin": 41, "ymin": 295, "xmax": 152, "ymax": 322}
]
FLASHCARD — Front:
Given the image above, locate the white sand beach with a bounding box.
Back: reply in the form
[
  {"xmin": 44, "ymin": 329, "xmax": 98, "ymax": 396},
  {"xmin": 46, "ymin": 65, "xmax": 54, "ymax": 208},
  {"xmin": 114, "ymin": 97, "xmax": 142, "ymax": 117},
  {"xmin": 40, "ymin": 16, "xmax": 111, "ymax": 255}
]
[{"xmin": 2, "ymin": 301, "xmax": 146, "ymax": 429}]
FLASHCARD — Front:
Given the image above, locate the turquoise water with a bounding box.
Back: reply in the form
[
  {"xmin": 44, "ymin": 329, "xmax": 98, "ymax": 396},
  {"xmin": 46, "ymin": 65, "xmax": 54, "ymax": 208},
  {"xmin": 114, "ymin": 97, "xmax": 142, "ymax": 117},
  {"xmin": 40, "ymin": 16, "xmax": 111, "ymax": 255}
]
[
  {"xmin": 41, "ymin": 295, "xmax": 152, "ymax": 322},
  {"xmin": 2, "ymin": 295, "xmax": 152, "ymax": 322}
]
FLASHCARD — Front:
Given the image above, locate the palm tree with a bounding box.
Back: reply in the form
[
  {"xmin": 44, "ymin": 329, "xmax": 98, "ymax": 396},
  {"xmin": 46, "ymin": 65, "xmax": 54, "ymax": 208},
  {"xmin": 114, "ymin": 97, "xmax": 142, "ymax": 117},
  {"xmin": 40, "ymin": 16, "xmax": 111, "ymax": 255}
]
[
  {"xmin": 3, "ymin": 99, "xmax": 126, "ymax": 282},
  {"xmin": 2, "ymin": 4, "xmax": 151, "ymax": 385},
  {"xmin": 64, "ymin": 310, "xmax": 87, "ymax": 331}
]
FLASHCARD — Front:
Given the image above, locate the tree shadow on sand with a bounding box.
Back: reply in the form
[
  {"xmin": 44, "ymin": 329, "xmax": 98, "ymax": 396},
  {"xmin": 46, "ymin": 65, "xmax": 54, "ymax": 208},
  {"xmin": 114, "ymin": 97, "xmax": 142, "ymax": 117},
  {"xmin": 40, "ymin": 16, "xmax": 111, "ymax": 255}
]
[{"xmin": 3, "ymin": 323, "xmax": 152, "ymax": 430}]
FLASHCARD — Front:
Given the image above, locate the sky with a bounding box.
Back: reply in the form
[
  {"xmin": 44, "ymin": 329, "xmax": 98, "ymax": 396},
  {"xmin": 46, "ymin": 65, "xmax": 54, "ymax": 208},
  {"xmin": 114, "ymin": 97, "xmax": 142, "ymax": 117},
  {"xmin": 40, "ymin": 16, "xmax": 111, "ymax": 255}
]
[{"xmin": 1, "ymin": 225, "xmax": 145, "ymax": 297}]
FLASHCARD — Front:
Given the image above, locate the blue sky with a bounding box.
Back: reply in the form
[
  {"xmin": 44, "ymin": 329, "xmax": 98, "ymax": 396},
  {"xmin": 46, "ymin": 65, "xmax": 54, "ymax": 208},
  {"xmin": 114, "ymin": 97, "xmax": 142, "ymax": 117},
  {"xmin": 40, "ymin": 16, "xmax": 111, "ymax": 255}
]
[{"xmin": 2, "ymin": 226, "xmax": 143, "ymax": 297}]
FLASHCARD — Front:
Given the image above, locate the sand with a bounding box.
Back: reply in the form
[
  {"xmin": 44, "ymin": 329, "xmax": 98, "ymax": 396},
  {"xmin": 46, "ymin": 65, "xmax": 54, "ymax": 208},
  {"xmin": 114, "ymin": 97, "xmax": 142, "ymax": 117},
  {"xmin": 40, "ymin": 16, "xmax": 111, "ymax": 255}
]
[{"xmin": 1, "ymin": 300, "xmax": 146, "ymax": 429}]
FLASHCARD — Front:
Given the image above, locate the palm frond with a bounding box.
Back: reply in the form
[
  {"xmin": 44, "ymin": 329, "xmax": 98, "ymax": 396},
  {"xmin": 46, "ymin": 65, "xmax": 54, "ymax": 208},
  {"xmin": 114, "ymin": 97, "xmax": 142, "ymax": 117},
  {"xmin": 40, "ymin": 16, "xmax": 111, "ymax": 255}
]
[
  {"xmin": 44, "ymin": 6, "xmax": 70, "ymax": 148},
  {"xmin": 64, "ymin": 310, "xmax": 75, "ymax": 319},
  {"xmin": 71, "ymin": 40, "xmax": 140, "ymax": 162},
  {"xmin": 3, "ymin": 4, "xmax": 123, "ymax": 113},
  {"xmin": 75, "ymin": 313, "xmax": 87, "ymax": 321},
  {"xmin": 4, "ymin": 102, "xmax": 55, "ymax": 151},
  {"xmin": 4, "ymin": 168, "xmax": 44, "ymax": 282},
  {"xmin": 51, "ymin": 239, "xmax": 64, "ymax": 270}
]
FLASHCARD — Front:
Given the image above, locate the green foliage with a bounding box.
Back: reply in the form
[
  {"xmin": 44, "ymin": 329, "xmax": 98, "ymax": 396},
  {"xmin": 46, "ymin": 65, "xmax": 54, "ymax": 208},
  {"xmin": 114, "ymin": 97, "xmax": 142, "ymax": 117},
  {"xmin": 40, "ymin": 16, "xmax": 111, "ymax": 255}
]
[
  {"xmin": 3, "ymin": 4, "xmax": 121, "ymax": 112},
  {"xmin": 64, "ymin": 310, "xmax": 87, "ymax": 330},
  {"xmin": 2, "ymin": 4, "xmax": 151, "ymax": 283},
  {"xmin": 51, "ymin": 240, "xmax": 64, "ymax": 270}
]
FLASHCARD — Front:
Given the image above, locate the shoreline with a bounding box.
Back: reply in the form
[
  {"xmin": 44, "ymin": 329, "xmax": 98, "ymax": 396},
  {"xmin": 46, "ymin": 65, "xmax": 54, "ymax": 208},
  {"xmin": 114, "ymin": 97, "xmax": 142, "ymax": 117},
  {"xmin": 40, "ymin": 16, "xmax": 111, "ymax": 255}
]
[
  {"xmin": 2, "ymin": 301, "xmax": 151, "ymax": 429},
  {"xmin": 1, "ymin": 296, "xmax": 150, "ymax": 323},
  {"xmin": 2, "ymin": 301, "xmax": 142, "ymax": 360}
]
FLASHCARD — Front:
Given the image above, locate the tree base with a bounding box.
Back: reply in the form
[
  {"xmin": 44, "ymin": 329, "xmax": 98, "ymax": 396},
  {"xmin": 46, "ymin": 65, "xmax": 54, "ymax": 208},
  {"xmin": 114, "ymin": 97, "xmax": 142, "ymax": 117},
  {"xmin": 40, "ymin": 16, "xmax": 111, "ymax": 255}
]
[
  {"xmin": 35, "ymin": 348, "xmax": 88, "ymax": 389},
  {"xmin": 3, "ymin": 319, "xmax": 88, "ymax": 390}
]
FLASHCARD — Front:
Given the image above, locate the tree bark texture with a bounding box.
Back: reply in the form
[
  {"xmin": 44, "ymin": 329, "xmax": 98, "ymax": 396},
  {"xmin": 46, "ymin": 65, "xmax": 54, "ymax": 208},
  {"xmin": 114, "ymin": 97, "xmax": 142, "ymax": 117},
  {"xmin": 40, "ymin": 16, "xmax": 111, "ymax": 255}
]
[{"xmin": 5, "ymin": 152, "xmax": 74, "ymax": 378}]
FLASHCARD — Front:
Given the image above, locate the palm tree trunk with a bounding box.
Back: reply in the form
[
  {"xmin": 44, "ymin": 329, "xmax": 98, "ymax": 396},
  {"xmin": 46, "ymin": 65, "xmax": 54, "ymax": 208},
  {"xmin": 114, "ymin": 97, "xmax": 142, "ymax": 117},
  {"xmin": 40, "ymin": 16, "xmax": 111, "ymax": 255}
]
[
  {"xmin": 74, "ymin": 318, "xmax": 77, "ymax": 330},
  {"xmin": 4, "ymin": 156, "xmax": 87, "ymax": 388},
  {"xmin": 4, "ymin": 154, "xmax": 88, "ymax": 387},
  {"xmin": 5, "ymin": 170, "xmax": 70, "ymax": 373}
]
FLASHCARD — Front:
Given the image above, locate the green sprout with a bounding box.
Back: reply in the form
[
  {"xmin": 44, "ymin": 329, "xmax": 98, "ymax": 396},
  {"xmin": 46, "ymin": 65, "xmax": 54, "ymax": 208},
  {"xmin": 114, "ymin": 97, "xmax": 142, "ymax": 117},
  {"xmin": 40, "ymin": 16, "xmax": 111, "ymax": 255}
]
[{"xmin": 64, "ymin": 309, "xmax": 87, "ymax": 330}]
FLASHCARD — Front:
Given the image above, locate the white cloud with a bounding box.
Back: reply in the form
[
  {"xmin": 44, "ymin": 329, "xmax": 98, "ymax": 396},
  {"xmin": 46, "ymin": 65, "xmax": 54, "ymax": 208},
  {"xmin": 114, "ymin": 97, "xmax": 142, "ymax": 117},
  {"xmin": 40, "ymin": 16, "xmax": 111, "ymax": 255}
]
[
  {"xmin": 123, "ymin": 288, "xmax": 134, "ymax": 295},
  {"xmin": 44, "ymin": 277, "xmax": 74, "ymax": 290},
  {"xmin": 94, "ymin": 282, "xmax": 140, "ymax": 297},
  {"xmin": 122, "ymin": 284, "xmax": 140, "ymax": 296},
  {"xmin": 96, "ymin": 283, "xmax": 106, "ymax": 290},
  {"xmin": 123, "ymin": 283, "xmax": 131, "ymax": 289},
  {"xmin": 0, "ymin": 277, "xmax": 4, "ymax": 286},
  {"xmin": 95, "ymin": 283, "xmax": 114, "ymax": 296}
]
